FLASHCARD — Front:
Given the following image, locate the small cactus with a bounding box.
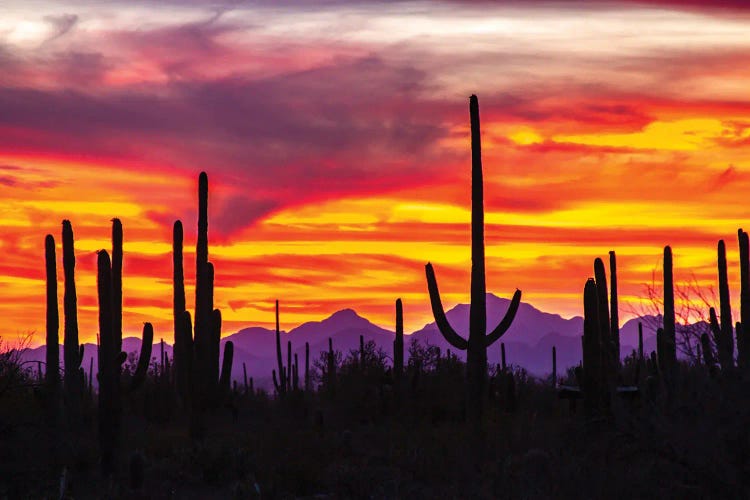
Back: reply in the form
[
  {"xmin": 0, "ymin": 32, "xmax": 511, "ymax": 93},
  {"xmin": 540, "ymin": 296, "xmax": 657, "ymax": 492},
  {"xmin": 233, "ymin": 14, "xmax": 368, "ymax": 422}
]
[{"xmin": 393, "ymin": 299, "xmax": 404, "ymax": 382}]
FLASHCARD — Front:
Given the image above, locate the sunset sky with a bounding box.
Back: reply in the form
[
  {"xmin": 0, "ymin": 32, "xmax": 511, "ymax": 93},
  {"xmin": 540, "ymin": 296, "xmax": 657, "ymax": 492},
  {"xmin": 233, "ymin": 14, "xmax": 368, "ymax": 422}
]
[{"xmin": 3, "ymin": 0, "xmax": 750, "ymax": 346}]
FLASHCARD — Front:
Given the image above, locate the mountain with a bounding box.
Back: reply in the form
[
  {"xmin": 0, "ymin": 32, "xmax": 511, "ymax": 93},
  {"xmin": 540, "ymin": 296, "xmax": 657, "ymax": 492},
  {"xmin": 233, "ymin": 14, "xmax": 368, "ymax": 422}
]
[{"xmin": 14, "ymin": 297, "xmax": 694, "ymax": 390}]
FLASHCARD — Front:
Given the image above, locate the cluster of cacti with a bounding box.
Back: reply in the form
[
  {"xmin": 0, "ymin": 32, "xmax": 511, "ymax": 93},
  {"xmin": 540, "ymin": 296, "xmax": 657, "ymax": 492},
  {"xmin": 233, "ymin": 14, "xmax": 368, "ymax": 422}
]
[
  {"xmin": 492, "ymin": 342, "xmax": 516, "ymax": 412},
  {"xmin": 272, "ymin": 300, "xmax": 291, "ymax": 395},
  {"xmin": 172, "ymin": 172, "xmax": 234, "ymax": 439},
  {"xmin": 580, "ymin": 256, "xmax": 621, "ymax": 416},
  {"xmin": 691, "ymin": 231, "xmax": 750, "ymax": 374},
  {"xmin": 425, "ymin": 94, "xmax": 522, "ymax": 420},
  {"xmin": 46, "ymin": 221, "xmax": 113, "ymax": 434},
  {"xmin": 96, "ymin": 220, "xmax": 153, "ymax": 476}
]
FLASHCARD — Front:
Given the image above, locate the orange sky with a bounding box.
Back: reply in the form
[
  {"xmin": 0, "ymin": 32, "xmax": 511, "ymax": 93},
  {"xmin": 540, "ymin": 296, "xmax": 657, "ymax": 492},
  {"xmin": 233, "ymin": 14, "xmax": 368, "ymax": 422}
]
[{"xmin": 3, "ymin": 1, "xmax": 750, "ymax": 346}]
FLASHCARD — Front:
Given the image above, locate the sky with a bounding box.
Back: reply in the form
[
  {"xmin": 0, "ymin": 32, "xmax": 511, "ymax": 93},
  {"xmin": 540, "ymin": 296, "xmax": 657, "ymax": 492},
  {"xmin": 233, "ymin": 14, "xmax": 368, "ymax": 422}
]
[{"xmin": 3, "ymin": 0, "xmax": 750, "ymax": 346}]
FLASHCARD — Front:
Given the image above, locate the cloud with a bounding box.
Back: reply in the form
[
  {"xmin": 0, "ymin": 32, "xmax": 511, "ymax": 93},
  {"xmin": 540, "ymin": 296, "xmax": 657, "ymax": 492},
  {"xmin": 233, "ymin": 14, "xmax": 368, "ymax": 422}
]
[{"xmin": 42, "ymin": 14, "xmax": 78, "ymax": 44}]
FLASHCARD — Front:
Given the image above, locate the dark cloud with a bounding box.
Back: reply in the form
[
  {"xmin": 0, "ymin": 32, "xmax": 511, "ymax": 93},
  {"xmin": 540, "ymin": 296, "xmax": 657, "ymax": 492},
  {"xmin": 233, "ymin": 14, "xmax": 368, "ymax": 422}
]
[
  {"xmin": 213, "ymin": 195, "xmax": 279, "ymax": 234},
  {"xmin": 0, "ymin": 176, "xmax": 17, "ymax": 187},
  {"xmin": 42, "ymin": 14, "xmax": 79, "ymax": 44},
  {"xmin": 0, "ymin": 55, "xmax": 454, "ymax": 232}
]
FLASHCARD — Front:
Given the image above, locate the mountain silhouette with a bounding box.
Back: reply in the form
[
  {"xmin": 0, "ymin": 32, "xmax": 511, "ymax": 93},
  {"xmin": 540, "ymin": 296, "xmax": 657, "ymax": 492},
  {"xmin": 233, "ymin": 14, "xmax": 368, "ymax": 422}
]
[{"xmin": 18, "ymin": 295, "xmax": 676, "ymax": 389}]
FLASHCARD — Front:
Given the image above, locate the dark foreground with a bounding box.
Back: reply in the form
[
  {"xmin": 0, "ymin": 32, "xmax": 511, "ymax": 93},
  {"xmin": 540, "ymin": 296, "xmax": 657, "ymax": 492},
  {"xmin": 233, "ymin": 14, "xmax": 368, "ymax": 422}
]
[{"xmin": 1, "ymin": 350, "xmax": 748, "ymax": 500}]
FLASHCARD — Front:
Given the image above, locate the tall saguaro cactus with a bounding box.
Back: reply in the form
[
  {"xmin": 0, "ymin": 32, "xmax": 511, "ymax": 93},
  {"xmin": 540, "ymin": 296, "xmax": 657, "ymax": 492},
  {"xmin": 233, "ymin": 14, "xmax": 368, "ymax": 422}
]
[
  {"xmin": 711, "ymin": 240, "xmax": 735, "ymax": 369},
  {"xmin": 97, "ymin": 250, "xmax": 121, "ymax": 477},
  {"xmin": 45, "ymin": 235, "xmax": 60, "ymax": 393},
  {"xmin": 112, "ymin": 219, "xmax": 124, "ymax": 361},
  {"xmin": 738, "ymin": 229, "xmax": 750, "ymax": 368},
  {"xmin": 97, "ymin": 221, "xmax": 153, "ymax": 475},
  {"xmin": 662, "ymin": 246, "xmax": 677, "ymax": 378},
  {"xmin": 582, "ymin": 279, "xmax": 602, "ymax": 416},
  {"xmin": 62, "ymin": 220, "xmax": 84, "ymax": 404},
  {"xmin": 609, "ymin": 251, "xmax": 620, "ymax": 367},
  {"xmin": 425, "ymin": 95, "xmax": 522, "ymax": 420},
  {"xmin": 173, "ymin": 221, "xmax": 188, "ymax": 401},
  {"xmin": 593, "ymin": 258, "xmax": 612, "ymax": 381},
  {"xmin": 171, "ymin": 172, "xmax": 232, "ymax": 439}
]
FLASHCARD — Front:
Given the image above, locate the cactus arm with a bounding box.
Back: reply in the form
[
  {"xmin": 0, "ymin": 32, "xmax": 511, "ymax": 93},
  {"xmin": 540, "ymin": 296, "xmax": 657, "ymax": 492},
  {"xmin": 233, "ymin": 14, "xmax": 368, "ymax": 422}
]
[
  {"xmin": 701, "ymin": 332, "xmax": 715, "ymax": 367},
  {"xmin": 130, "ymin": 323, "xmax": 154, "ymax": 391},
  {"xmin": 709, "ymin": 307, "xmax": 721, "ymax": 343},
  {"xmin": 272, "ymin": 369, "xmax": 281, "ymax": 394},
  {"xmin": 219, "ymin": 341, "xmax": 234, "ymax": 397},
  {"xmin": 485, "ymin": 289, "xmax": 522, "ymax": 347},
  {"xmin": 274, "ymin": 300, "xmax": 286, "ymax": 393},
  {"xmin": 425, "ymin": 263, "xmax": 467, "ymax": 350}
]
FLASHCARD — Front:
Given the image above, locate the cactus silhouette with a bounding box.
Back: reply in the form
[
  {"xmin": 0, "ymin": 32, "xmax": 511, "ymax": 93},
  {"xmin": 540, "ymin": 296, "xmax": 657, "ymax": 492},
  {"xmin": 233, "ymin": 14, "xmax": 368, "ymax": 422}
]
[
  {"xmin": 738, "ymin": 229, "xmax": 750, "ymax": 369},
  {"xmin": 167, "ymin": 172, "xmax": 233, "ymax": 438},
  {"xmin": 393, "ymin": 298, "xmax": 404, "ymax": 382},
  {"xmin": 305, "ymin": 342, "xmax": 311, "ymax": 392},
  {"xmin": 593, "ymin": 258, "xmax": 612, "ymax": 386},
  {"xmin": 552, "ymin": 346, "xmax": 557, "ymax": 387},
  {"xmin": 97, "ymin": 220, "xmax": 153, "ymax": 475},
  {"xmin": 424, "ymin": 95, "xmax": 522, "ymax": 420},
  {"xmin": 582, "ymin": 278, "xmax": 603, "ymax": 416},
  {"xmin": 609, "ymin": 251, "xmax": 620, "ymax": 367},
  {"xmin": 112, "ymin": 219, "xmax": 123, "ymax": 363},
  {"xmin": 62, "ymin": 220, "xmax": 84, "ymax": 409},
  {"xmin": 661, "ymin": 246, "xmax": 677, "ymax": 378},
  {"xmin": 129, "ymin": 323, "xmax": 153, "ymax": 392},
  {"xmin": 97, "ymin": 249, "xmax": 121, "ymax": 477},
  {"xmin": 219, "ymin": 340, "xmax": 234, "ymax": 399},
  {"xmin": 272, "ymin": 300, "xmax": 288, "ymax": 396},
  {"xmin": 327, "ymin": 337, "xmax": 337, "ymax": 393},
  {"xmin": 710, "ymin": 240, "xmax": 734, "ymax": 369},
  {"xmin": 45, "ymin": 235, "xmax": 59, "ymax": 394},
  {"xmin": 173, "ymin": 221, "xmax": 188, "ymax": 402}
]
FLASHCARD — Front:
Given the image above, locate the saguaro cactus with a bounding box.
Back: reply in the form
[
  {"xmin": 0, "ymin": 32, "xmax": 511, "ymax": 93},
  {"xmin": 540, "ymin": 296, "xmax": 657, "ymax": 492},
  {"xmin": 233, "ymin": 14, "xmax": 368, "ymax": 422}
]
[
  {"xmin": 552, "ymin": 346, "xmax": 557, "ymax": 388},
  {"xmin": 425, "ymin": 95, "xmax": 522, "ymax": 420},
  {"xmin": 98, "ymin": 228, "xmax": 153, "ymax": 474},
  {"xmin": 45, "ymin": 235, "xmax": 60, "ymax": 393},
  {"xmin": 219, "ymin": 341, "xmax": 234, "ymax": 399},
  {"xmin": 582, "ymin": 279, "xmax": 603, "ymax": 416},
  {"xmin": 62, "ymin": 221, "xmax": 84, "ymax": 405},
  {"xmin": 393, "ymin": 298, "xmax": 404, "ymax": 382},
  {"xmin": 609, "ymin": 251, "xmax": 620, "ymax": 366},
  {"xmin": 272, "ymin": 300, "xmax": 287, "ymax": 396},
  {"xmin": 711, "ymin": 240, "xmax": 735, "ymax": 369},
  {"xmin": 97, "ymin": 250, "xmax": 121, "ymax": 477},
  {"xmin": 112, "ymin": 219, "xmax": 123, "ymax": 361},
  {"xmin": 173, "ymin": 221, "xmax": 188, "ymax": 401},
  {"xmin": 738, "ymin": 229, "xmax": 750, "ymax": 369},
  {"xmin": 638, "ymin": 322, "xmax": 644, "ymax": 364},
  {"xmin": 662, "ymin": 246, "xmax": 677, "ymax": 378},
  {"xmin": 130, "ymin": 324, "xmax": 154, "ymax": 391},
  {"xmin": 594, "ymin": 258, "xmax": 613, "ymax": 382},
  {"xmin": 327, "ymin": 337, "xmax": 336, "ymax": 392},
  {"xmin": 305, "ymin": 342, "xmax": 311, "ymax": 392}
]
